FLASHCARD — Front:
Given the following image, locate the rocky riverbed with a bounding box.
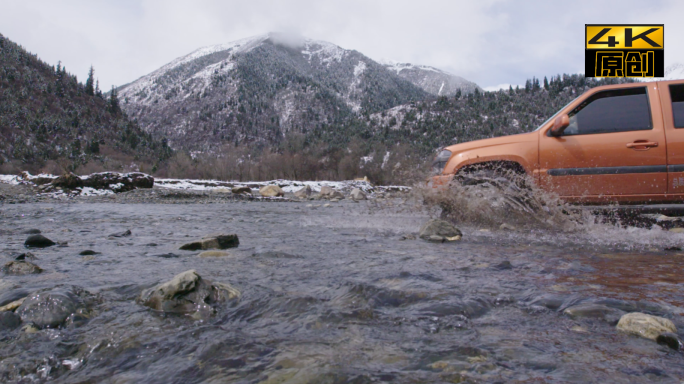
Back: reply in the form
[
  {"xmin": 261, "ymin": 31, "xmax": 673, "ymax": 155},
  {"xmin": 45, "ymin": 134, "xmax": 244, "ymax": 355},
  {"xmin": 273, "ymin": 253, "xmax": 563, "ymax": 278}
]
[{"xmin": 2, "ymin": 183, "xmax": 684, "ymax": 382}]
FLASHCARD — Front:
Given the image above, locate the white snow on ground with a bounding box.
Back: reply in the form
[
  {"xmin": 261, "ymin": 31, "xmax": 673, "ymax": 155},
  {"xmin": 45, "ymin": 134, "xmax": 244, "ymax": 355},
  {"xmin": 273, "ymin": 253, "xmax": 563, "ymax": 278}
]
[
  {"xmin": 438, "ymin": 82, "xmax": 445, "ymax": 96},
  {"xmin": 1, "ymin": 173, "xmax": 410, "ymax": 196},
  {"xmin": 154, "ymin": 178, "xmax": 396, "ymax": 194}
]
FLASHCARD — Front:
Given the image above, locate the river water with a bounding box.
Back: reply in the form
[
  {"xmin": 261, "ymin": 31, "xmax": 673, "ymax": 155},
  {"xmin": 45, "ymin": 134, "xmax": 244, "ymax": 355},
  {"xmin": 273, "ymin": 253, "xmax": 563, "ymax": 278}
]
[{"xmin": 1, "ymin": 199, "xmax": 684, "ymax": 383}]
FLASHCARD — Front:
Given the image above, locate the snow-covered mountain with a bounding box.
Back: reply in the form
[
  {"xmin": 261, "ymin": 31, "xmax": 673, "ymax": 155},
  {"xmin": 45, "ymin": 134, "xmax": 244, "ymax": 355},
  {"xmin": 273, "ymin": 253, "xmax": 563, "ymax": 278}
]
[
  {"xmin": 117, "ymin": 33, "xmax": 479, "ymax": 150},
  {"xmin": 381, "ymin": 60, "xmax": 480, "ymax": 96}
]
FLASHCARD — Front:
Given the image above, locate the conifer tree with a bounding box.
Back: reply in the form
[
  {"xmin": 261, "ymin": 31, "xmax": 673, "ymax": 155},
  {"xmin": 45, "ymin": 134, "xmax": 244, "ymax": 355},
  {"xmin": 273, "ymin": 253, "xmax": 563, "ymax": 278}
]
[
  {"xmin": 543, "ymin": 76, "xmax": 549, "ymax": 91},
  {"xmin": 95, "ymin": 79, "xmax": 102, "ymax": 98},
  {"xmin": 85, "ymin": 65, "xmax": 95, "ymax": 96},
  {"xmin": 109, "ymin": 86, "xmax": 120, "ymax": 114}
]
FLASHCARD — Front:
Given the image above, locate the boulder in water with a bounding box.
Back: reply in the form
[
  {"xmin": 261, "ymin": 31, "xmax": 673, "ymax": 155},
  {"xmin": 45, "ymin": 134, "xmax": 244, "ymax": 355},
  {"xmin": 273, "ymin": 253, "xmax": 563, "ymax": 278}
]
[
  {"xmin": 137, "ymin": 270, "xmax": 240, "ymax": 314},
  {"xmin": 294, "ymin": 185, "xmax": 312, "ymax": 199},
  {"xmin": 563, "ymin": 303, "xmax": 625, "ymax": 324},
  {"xmin": 16, "ymin": 286, "xmax": 94, "ymax": 329},
  {"xmin": 616, "ymin": 312, "xmax": 677, "ymax": 340},
  {"xmin": 419, "ymin": 219, "xmax": 462, "ymax": 242},
  {"xmin": 350, "ymin": 188, "xmax": 367, "ymax": 201},
  {"xmin": 24, "ymin": 234, "xmax": 55, "ymax": 248},
  {"xmin": 0, "ymin": 312, "xmax": 21, "ymax": 331},
  {"xmin": 3, "ymin": 261, "xmax": 43, "ymax": 275},
  {"xmin": 259, "ymin": 185, "xmax": 284, "ymax": 197},
  {"xmin": 180, "ymin": 234, "xmax": 239, "ymax": 251}
]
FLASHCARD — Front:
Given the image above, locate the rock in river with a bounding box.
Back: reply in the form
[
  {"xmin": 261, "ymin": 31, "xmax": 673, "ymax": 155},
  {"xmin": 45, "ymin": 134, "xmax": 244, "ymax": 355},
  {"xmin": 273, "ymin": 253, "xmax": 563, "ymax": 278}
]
[
  {"xmin": 419, "ymin": 219, "xmax": 462, "ymax": 242},
  {"xmin": 137, "ymin": 270, "xmax": 240, "ymax": 314},
  {"xmin": 350, "ymin": 188, "xmax": 367, "ymax": 201},
  {"xmin": 563, "ymin": 303, "xmax": 625, "ymax": 324},
  {"xmin": 259, "ymin": 185, "xmax": 284, "ymax": 197},
  {"xmin": 2, "ymin": 261, "xmax": 43, "ymax": 275},
  {"xmin": 294, "ymin": 185, "xmax": 312, "ymax": 199},
  {"xmin": 180, "ymin": 234, "xmax": 239, "ymax": 251},
  {"xmin": 24, "ymin": 234, "xmax": 55, "ymax": 248},
  {"xmin": 616, "ymin": 312, "xmax": 677, "ymax": 340},
  {"xmin": 16, "ymin": 286, "xmax": 94, "ymax": 329},
  {"xmin": 0, "ymin": 312, "xmax": 21, "ymax": 331}
]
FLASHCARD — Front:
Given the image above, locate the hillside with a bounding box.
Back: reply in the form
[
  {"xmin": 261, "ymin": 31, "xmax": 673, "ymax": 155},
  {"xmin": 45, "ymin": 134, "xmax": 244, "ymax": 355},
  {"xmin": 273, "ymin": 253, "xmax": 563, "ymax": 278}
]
[
  {"xmin": 0, "ymin": 33, "xmax": 171, "ymax": 173},
  {"xmin": 118, "ymin": 33, "xmax": 481, "ymax": 151},
  {"xmin": 382, "ymin": 60, "xmax": 481, "ymax": 96},
  {"xmin": 368, "ymin": 75, "xmax": 637, "ymax": 154}
]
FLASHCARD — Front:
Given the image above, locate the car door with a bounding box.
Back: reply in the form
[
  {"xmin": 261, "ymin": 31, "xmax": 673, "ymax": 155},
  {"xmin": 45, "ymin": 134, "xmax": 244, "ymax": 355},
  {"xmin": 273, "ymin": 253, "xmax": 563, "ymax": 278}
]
[
  {"xmin": 539, "ymin": 85, "xmax": 667, "ymax": 199},
  {"xmin": 658, "ymin": 81, "xmax": 684, "ymax": 194}
]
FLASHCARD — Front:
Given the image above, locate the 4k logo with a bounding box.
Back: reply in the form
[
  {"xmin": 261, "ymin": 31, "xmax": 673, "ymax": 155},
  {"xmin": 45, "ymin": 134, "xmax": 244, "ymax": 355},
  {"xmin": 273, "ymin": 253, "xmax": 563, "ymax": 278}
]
[{"xmin": 585, "ymin": 24, "xmax": 664, "ymax": 78}]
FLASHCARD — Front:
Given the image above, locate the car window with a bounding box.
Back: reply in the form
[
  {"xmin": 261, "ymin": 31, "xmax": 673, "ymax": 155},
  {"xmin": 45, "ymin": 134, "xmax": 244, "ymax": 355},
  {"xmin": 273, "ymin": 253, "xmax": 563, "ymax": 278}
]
[
  {"xmin": 562, "ymin": 87, "xmax": 651, "ymax": 136},
  {"xmin": 670, "ymin": 84, "xmax": 684, "ymax": 128}
]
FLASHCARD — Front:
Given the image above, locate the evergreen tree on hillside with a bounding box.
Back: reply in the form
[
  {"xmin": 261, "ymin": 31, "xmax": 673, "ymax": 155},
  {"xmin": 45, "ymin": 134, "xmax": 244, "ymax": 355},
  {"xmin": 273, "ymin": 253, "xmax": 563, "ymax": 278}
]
[
  {"xmin": 109, "ymin": 86, "xmax": 120, "ymax": 114},
  {"xmin": 85, "ymin": 65, "xmax": 95, "ymax": 96}
]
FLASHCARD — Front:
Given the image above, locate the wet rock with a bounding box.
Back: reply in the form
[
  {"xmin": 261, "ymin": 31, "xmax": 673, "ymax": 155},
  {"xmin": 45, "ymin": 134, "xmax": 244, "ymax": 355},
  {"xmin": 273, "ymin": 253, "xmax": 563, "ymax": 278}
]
[
  {"xmin": 3, "ymin": 261, "xmax": 43, "ymax": 275},
  {"xmin": 14, "ymin": 252, "xmax": 37, "ymax": 261},
  {"xmin": 179, "ymin": 234, "xmax": 239, "ymax": 251},
  {"xmin": 616, "ymin": 312, "xmax": 677, "ymax": 340},
  {"xmin": 330, "ymin": 191, "xmax": 345, "ymax": 200},
  {"xmin": 198, "ymin": 251, "xmax": 230, "ymax": 258},
  {"xmin": 16, "ymin": 286, "xmax": 93, "ymax": 329},
  {"xmin": 259, "ymin": 185, "xmax": 284, "ymax": 197},
  {"xmin": 0, "ymin": 297, "xmax": 26, "ymax": 312},
  {"xmin": 0, "ymin": 290, "xmax": 29, "ymax": 308},
  {"xmin": 0, "ymin": 312, "xmax": 21, "ymax": 331},
  {"xmin": 294, "ymin": 185, "xmax": 312, "ymax": 198},
  {"xmin": 400, "ymin": 234, "xmax": 416, "ymax": 241},
  {"xmin": 137, "ymin": 270, "xmax": 240, "ymax": 314},
  {"xmin": 231, "ymin": 186, "xmax": 251, "ymax": 194},
  {"xmin": 350, "ymin": 188, "xmax": 367, "ymax": 201},
  {"xmin": 499, "ymin": 223, "xmax": 517, "ymax": 231},
  {"xmin": 108, "ymin": 229, "xmax": 132, "ymax": 238},
  {"xmin": 24, "ymin": 234, "xmax": 55, "ymax": 248},
  {"xmin": 419, "ymin": 219, "xmax": 462, "ymax": 241},
  {"xmin": 21, "ymin": 229, "xmax": 41, "ymax": 235},
  {"xmin": 563, "ymin": 303, "xmax": 625, "ymax": 324},
  {"xmin": 493, "ymin": 260, "xmax": 513, "ymax": 270},
  {"xmin": 657, "ymin": 332, "xmax": 684, "ymax": 351},
  {"xmin": 79, "ymin": 250, "xmax": 100, "ymax": 256},
  {"xmin": 319, "ymin": 186, "xmax": 334, "ymax": 197}
]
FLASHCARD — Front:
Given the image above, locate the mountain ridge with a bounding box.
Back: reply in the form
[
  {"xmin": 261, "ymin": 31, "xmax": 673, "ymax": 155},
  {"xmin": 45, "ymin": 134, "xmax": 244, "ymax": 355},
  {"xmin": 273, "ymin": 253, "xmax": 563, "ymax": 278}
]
[{"xmin": 118, "ymin": 33, "xmax": 480, "ymax": 151}]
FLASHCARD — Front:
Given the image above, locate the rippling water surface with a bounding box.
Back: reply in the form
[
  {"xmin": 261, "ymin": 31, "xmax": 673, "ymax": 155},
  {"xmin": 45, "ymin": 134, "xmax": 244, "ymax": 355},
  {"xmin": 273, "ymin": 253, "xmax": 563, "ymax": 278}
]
[{"xmin": 2, "ymin": 199, "xmax": 684, "ymax": 383}]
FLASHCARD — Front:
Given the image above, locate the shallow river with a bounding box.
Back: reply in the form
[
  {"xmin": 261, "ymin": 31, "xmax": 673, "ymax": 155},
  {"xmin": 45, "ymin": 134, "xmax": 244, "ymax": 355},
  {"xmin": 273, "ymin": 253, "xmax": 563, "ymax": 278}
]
[{"xmin": 2, "ymin": 199, "xmax": 684, "ymax": 383}]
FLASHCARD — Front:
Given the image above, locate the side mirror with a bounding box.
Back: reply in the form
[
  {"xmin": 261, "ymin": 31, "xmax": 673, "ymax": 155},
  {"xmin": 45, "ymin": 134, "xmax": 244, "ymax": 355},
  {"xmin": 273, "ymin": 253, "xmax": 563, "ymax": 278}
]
[{"xmin": 550, "ymin": 114, "xmax": 570, "ymax": 137}]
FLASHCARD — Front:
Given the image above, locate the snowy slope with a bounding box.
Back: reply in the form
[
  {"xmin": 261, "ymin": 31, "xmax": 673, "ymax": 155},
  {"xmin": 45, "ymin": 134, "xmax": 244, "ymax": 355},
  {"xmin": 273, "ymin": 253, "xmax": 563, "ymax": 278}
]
[
  {"xmin": 117, "ymin": 33, "xmax": 430, "ymax": 150},
  {"xmin": 381, "ymin": 60, "xmax": 481, "ymax": 96}
]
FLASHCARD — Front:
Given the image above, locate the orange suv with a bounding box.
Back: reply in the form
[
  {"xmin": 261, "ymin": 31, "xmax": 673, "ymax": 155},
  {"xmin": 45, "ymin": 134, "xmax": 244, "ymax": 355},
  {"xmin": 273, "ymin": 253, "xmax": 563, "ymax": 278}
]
[{"xmin": 431, "ymin": 80, "xmax": 684, "ymax": 204}]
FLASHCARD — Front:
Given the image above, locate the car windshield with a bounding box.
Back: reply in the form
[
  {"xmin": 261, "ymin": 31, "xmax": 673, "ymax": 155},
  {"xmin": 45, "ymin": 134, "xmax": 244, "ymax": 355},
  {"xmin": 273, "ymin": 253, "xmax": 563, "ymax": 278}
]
[{"xmin": 533, "ymin": 96, "xmax": 580, "ymax": 132}]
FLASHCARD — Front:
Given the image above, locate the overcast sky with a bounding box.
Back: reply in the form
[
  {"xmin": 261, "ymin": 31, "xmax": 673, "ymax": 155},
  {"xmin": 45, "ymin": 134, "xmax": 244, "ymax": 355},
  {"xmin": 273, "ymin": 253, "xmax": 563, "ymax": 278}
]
[{"xmin": 2, "ymin": 0, "xmax": 682, "ymax": 91}]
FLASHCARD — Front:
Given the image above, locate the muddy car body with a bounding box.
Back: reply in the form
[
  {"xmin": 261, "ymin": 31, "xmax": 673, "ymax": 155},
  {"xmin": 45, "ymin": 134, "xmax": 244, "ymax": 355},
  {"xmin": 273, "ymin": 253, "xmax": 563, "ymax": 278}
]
[{"xmin": 432, "ymin": 80, "xmax": 684, "ymax": 204}]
